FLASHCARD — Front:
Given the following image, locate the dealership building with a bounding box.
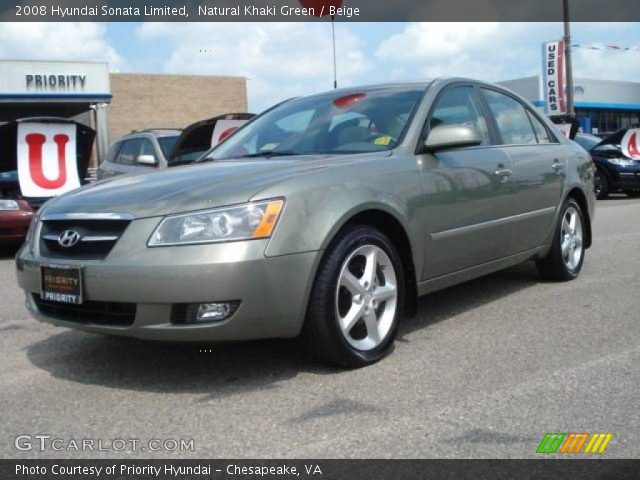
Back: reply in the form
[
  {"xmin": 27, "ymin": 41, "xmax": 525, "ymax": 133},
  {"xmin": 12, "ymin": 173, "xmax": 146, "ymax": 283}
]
[
  {"xmin": 500, "ymin": 76, "xmax": 640, "ymax": 135},
  {"xmin": 0, "ymin": 59, "xmax": 248, "ymax": 165}
]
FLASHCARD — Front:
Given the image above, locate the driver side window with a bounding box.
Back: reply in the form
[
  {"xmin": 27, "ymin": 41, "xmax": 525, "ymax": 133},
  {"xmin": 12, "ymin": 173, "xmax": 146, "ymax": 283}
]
[{"xmin": 428, "ymin": 86, "xmax": 491, "ymax": 145}]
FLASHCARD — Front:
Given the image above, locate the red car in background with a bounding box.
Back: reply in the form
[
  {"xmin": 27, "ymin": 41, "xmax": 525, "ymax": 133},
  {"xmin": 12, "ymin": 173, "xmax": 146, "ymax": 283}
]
[
  {"xmin": 0, "ymin": 118, "xmax": 95, "ymax": 248},
  {"xmin": 0, "ymin": 171, "xmax": 35, "ymax": 244}
]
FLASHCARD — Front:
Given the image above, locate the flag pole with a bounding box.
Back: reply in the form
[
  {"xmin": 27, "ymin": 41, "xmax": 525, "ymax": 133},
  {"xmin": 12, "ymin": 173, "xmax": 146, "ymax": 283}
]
[{"xmin": 331, "ymin": 14, "xmax": 337, "ymax": 89}]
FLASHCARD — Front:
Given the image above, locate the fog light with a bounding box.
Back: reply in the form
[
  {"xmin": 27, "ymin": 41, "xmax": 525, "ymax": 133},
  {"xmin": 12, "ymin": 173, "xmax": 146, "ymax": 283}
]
[
  {"xmin": 171, "ymin": 301, "xmax": 240, "ymax": 324},
  {"xmin": 197, "ymin": 303, "xmax": 232, "ymax": 321}
]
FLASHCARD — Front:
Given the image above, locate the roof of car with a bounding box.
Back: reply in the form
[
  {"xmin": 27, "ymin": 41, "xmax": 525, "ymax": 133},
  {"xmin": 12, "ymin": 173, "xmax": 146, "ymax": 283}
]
[
  {"xmin": 286, "ymin": 77, "xmax": 523, "ymax": 103},
  {"xmin": 124, "ymin": 129, "xmax": 181, "ymax": 138}
]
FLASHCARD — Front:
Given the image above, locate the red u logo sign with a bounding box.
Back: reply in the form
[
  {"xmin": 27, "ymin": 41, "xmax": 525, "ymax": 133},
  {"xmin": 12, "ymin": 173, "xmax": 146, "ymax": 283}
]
[
  {"xmin": 25, "ymin": 133, "xmax": 69, "ymax": 189},
  {"xmin": 627, "ymin": 132, "xmax": 640, "ymax": 158}
]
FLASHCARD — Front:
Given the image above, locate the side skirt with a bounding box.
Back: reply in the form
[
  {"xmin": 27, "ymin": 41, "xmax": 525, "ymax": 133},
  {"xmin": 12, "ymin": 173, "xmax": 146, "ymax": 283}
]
[{"xmin": 417, "ymin": 246, "xmax": 546, "ymax": 297}]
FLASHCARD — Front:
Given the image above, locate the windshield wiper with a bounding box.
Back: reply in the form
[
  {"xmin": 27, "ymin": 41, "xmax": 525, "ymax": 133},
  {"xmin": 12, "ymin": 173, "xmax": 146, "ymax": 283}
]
[
  {"xmin": 194, "ymin": 151, "xmax": 309, "ymax": 163},
  {"xmin": 235, "ymin": 151, "xmax": 309, "ymax": 159}
]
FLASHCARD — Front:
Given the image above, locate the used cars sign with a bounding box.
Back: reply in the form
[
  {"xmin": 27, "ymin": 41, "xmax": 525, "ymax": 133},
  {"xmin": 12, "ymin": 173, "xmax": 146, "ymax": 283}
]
[{"xmin": 542, "ymin": 39, "xmax": 567, "ymax": 115}]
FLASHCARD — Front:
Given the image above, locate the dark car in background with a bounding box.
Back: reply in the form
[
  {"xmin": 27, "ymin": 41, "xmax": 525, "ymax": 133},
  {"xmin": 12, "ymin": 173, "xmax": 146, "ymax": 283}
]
[
  {"xmin": 97, "ymin": 113, "xmax": 255, "ymax": 179},
  {"xmin": 575, "ymin": 129, "xmax": 640, "ymax": 199},
  {"xmin": 0, "ymin": 117, "xmax": 95, "ymax": 246}
]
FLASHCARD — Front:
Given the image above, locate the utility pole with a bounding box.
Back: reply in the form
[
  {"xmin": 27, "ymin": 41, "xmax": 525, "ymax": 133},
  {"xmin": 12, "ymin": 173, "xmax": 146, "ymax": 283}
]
[{"xmin": 563, "ymin": 0, "xmax": 575, "ymax": 116}]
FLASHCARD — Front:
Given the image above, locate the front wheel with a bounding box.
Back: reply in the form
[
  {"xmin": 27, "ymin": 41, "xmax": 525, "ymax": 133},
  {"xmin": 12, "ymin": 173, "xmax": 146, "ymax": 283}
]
[
  {"xmin": 536, "ymin": 198, "xmax": 586, "ymax": 281},
  {"xmin": 304, "ymin": 225, "xmax": 404, "ymax": 367}
]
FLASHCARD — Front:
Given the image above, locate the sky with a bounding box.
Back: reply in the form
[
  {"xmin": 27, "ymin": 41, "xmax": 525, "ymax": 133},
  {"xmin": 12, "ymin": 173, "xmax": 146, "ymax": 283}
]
[{"xmin": 0, "ymin": 22, "xmax": 639, "ymax": 112}]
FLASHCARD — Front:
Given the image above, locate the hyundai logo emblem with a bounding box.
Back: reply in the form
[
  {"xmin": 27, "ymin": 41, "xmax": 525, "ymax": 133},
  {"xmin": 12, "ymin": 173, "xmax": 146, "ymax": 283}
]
[{"xmin": 58, "ymin": 230, "xmax": 81, "ymax": 248}]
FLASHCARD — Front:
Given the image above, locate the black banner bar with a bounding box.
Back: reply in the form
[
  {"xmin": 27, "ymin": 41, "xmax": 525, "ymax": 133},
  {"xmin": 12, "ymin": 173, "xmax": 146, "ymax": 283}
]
[
  {"xmin": 2, "ymin": 460, "xmax": 640, "ymax": 480},
  {"xmin": 2, "ymin": 0, "xmax": 640, "ymax": 22}
]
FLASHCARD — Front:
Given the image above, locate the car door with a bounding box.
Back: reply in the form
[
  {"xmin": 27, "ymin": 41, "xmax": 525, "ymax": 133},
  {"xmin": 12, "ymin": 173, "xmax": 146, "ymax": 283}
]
[
  {"xmin": 480, "ymin": 87, "xmax": 565, "ymax": 252},
  {"xmin": 138, "ymin": 137, "xmax": 162, "ymax": 169},
  {"xmin": 418, "ymin": 84, "xmax": 517, "ymax": 280},
  {"xmin": 97, "ymin": 140, "xmax": 122, "ymax": 179},
  {"xmin": 108, "ymin": 137, "xmax": 144, "ymax": 177}
]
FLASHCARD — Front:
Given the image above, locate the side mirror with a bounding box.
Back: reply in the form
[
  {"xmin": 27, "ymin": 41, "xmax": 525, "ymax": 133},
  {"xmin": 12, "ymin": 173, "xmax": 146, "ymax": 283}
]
[
  {"xmin": 137, "ymin": 154, "xmax": 157, "ymax": 166},
  {"xmin": 424, "ymin": 124, "xmax": 482, "ymax": 152}
]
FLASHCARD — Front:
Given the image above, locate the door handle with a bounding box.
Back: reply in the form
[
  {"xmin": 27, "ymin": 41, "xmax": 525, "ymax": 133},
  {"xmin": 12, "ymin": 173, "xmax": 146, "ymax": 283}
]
[
  {"xmin": 552, "ymin": 159, "xmax": 564, "ymax": 171},
  {"xmin": 494, "ymin": 167, "xmax": 513, "ymax": 177}
]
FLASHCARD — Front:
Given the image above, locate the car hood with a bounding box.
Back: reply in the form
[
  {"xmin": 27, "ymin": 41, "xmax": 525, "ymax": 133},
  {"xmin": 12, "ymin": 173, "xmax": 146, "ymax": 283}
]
[
  {"xmin": 41, "ymin": 151, "xmax": 391, "ymax": 219},
  {"xmin": 167, "ymin": 113, "xmax": 255, "ymax": 165},
  {"xmin": 593, "ymin": 125, "xmax": 639, "ymax": 149}
]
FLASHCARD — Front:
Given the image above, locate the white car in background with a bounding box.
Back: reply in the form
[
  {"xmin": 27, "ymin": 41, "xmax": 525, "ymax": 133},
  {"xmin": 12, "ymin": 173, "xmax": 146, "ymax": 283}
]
[{"xmin": 98, "ymin": 113, "xmax": 254, "ymax": 179}]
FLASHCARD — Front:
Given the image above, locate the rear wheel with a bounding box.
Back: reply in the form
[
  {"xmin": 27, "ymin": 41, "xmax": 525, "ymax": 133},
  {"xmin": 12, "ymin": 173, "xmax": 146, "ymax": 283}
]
[
  {"xmin": 593, "ymin": 169, "xmax": 609, "ymax": 200},
  {"xmin": 304, "ymin": 226, "xmax": 404, "ymax": 367},
  {"xmin": 536, "ymin": 198, "xmax": 586, "ymax": 281}
]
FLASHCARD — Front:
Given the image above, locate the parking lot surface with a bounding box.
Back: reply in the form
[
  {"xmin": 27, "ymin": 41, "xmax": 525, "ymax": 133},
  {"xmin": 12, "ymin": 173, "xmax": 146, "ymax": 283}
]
[{"xmin": 1, "ymin": 197, "xmax": 639, "ymax": 459}]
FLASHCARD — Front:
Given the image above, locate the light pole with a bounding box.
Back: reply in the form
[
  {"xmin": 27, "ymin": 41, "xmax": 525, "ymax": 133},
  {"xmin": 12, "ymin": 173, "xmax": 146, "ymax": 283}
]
[
  {"xmin": 331, "ymin": 15, "xmax": 337, "ymax": 89},
  {"xmin": 563, "ymin": 0, "xmax": 575, "ymax": 116}
]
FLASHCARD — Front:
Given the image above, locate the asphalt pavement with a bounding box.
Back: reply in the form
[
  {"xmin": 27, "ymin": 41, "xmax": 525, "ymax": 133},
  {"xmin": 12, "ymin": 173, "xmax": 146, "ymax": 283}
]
[{"xmin": 1, "ymin": 196, "xmax": 639, "ymax": 459}]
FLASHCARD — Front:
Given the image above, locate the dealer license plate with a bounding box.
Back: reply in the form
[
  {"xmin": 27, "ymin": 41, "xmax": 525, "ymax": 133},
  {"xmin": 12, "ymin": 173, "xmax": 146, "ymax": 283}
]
[{"xmin": 41, "ymin": 264, "xmax": 83, "ymax": 305}]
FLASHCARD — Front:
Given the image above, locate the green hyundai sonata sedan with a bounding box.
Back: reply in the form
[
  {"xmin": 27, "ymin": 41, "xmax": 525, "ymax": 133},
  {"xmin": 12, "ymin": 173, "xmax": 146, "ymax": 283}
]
[{"xmin": 16, "ymin": 78, "xmax": 596, "ymax": 367}]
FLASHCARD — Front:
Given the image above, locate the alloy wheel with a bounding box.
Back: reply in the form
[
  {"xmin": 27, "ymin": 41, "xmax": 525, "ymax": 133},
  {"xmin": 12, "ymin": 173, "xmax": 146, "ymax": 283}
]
[
  {"xmin": 335, "ymin": 244, "xmax": 398, "ymax": 351},
  {"xmin": 560, "ymin": 206, "xmax": 583, "ymax": 271}
]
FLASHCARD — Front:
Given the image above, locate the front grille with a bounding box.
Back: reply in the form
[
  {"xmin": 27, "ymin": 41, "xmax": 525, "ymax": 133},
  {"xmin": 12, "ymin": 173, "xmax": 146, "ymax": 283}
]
[
  {"xmin": 33, "ymin": 294, "xmax": 136, "ymax": 326},
  {"xmin": 39, "ymin": 219, "xmax": 130, "ymax": 260}
]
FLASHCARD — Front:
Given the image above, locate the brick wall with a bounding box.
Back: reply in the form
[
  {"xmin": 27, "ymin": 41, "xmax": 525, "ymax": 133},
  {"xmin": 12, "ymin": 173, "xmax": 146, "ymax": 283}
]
[{"xmin": 107, "ymin": 73, "xmax": 248, "ymax": 144}]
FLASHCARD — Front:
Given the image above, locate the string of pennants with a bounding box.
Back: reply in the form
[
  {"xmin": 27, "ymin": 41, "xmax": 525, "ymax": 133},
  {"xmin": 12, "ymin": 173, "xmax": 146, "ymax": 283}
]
[{"xmin": 571, "ymin": 44, "xmax": 640, "ymax": 52}]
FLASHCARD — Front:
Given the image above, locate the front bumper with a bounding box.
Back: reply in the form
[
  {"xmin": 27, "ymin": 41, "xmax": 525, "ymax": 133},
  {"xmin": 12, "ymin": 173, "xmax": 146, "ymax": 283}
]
[
  {"xmin": 16, "ymin": 217, "xmax": 321, "ymax": 341},
  {"xmin": 606, "ymin": 164, "xmax": 640, "ymax": 191},
  {"xmin": 615, "ymin": 170, "xmax": 640, "ymax": 191}
]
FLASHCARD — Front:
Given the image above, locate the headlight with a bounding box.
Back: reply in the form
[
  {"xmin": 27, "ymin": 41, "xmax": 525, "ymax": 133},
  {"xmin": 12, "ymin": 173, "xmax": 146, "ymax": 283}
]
[
  {"xmin": 0, "ymin": 199, "xmax": 20, "ymax": 210},
  {"xmin": 608, "ymin": 158, "xmax": 636, "ymax": 167},
  {"xmin": 148, "ymin": 199, "xmax": 285, "ymax": 247}
]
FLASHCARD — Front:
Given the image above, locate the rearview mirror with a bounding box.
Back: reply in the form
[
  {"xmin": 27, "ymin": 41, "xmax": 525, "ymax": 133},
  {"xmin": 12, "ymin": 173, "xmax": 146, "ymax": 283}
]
[
  {"xmin": 424, "ymin": 125, "xmax": 482, "ymax": 152},
  {"xmin": 137, "ymin": 154, "xmax": 157, "ymax": 166}
]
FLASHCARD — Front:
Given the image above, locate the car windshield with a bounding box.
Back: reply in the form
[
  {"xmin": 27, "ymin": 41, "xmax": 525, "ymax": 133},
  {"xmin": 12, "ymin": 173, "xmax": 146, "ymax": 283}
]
[
  {"xmin": 205, "ymin": 87, "xmax": 425, "ymax": 160},
  {"xmin": 169, "ymin": 150, "xmax": 208, "ymax": 166},
  {"xmin": 157, "ymin": 136, "xmax": 179, "ymax": 159}
]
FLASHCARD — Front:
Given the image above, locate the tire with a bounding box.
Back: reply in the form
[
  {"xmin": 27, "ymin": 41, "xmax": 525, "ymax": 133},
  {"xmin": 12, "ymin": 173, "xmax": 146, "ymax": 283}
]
[
  {"xmin": 593, "ymin": 169, "xmax": 609, "ymax": 200},
  {"xmin": 304, "ymin": 225, "xmax": 405, "ymax": 367},
  {"xmin": 536, "ymin": 198, "xmax": 586, "ymax": 281}
]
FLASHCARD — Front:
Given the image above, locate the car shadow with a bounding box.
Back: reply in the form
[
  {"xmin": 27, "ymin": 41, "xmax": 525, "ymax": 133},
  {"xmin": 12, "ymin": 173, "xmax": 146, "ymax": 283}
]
[
  {"xmin": 25, "ymin": 262, "xmax": 541, "ymax": 397},
  {"xmin": 399, "ymin": 261, "xmax": 540, "ymax": 338}
]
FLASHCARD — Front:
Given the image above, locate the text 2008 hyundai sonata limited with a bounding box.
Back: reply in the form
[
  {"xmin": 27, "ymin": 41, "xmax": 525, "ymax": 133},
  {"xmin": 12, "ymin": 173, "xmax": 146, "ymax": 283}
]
[{"xmin": 16, "ymin": 78, "xmax": 595, "ymax": 367}]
